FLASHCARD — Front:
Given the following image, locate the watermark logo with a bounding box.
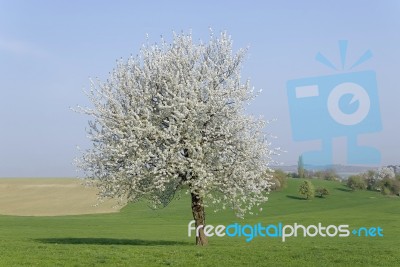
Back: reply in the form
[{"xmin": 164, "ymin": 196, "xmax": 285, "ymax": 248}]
[
  {"xmin": 188, "ymin": 221, "xmax": 383, "ymax": 242},
  {"xmin": 287, "ymin": 40, "xmax": 382, "ymax": 166}
]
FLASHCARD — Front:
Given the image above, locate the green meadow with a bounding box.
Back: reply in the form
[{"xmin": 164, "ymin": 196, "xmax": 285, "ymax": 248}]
[{"xmin": 0, "ymin": 178, "xmax": 399, "ymax": 266}]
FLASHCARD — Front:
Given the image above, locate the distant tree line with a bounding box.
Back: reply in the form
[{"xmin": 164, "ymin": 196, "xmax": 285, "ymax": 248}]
[
  {"xmin": 347, "ymin": 167, "xmax": 400, "ymax": 196},
  {"xmin": 289, "ymin": 168, "xmax": 340, "ymax": 181},
  {"xmin": 290, "ymin": 156, "xmax": 340, "ymax": 181}
]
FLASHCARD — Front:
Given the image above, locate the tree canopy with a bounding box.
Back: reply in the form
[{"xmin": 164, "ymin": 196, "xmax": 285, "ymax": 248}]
[{"xmin": 77, "ymin": 32, "xmax": 276, "ymax": 244}]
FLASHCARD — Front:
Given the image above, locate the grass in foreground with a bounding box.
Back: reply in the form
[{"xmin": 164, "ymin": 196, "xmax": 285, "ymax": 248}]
[{"xmin": 0, "ymin": 178, "xmax": 399, "ymax": 266}]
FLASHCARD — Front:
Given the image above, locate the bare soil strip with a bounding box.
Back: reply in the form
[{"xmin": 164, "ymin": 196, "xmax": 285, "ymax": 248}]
[{"xmin": 0, "ymin": 178, "xmax": 122, "ymax": 216}]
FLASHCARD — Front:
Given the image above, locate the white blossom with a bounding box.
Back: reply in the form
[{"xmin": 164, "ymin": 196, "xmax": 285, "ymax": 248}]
[
  {"xmin": 376, "ymin": 167, "xmax": 395, "ymax": 180},
  {"xmin": 76, "ymin": 31, "xmax": 276, "ymax": 217}
]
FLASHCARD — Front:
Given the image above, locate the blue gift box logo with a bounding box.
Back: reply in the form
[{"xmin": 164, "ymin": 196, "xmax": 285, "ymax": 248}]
[{"xmin": 287, "ymin": 41, "xmax": 382, "ymax": 166}]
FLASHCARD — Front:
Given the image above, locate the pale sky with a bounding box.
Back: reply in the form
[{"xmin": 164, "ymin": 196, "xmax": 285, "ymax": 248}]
[{"xmin": 1, "ymin": 1, "xmax": 399, "ymax": 177}]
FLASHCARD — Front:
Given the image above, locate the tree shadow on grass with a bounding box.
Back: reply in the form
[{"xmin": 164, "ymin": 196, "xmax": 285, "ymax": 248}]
[
  {"xmin": 286, "ymin": 195, "xmax": 305, "ymax": 200},
  {"xmin": 335, "ymin": 187, "xmax": 352, "ymax": 192},
  {"xmin": 35, "ymin": 238, "xmax": 191, "ymax": 246}
]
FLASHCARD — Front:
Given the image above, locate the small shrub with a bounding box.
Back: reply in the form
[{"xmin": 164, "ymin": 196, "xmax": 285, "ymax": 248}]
[
  {"xmin": 382, "ymin": 187, "xmax": 391, "ymax": 195},
  {"xmin": 315, "ymin": 187, "xmax": 329, "ymax": 198},
  {"xmin": 299, "ymin": 180, "xmax": 314, "ymax": 199},
  {"xmin": 378, "ymin": 177, "xmax": 400, "ymax": 196},
  {"xmin": 268, "ymin": 169, "xmax": 288, "ymax": 191},
  {"xmin": 347, "ymin": 175, "xmax": 367, "ymax": 191},
  {"xmin": 363, "ymin": 170, "xmax": 378, "ymax": 191},
  {"xmin": 313, "ymin": 169, "xmax": 339, "ymax": 181}
]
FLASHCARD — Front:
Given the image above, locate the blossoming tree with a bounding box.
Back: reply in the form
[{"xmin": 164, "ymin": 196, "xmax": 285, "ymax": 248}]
[{"xmin": 77, "ymin": 31, "xmax": 275, "ymax": 245}]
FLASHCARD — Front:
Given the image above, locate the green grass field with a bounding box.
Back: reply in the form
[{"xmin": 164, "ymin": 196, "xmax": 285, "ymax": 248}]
[{"xmin": 0, "ymin": 178, "xmax": 399, "ymax": 266}]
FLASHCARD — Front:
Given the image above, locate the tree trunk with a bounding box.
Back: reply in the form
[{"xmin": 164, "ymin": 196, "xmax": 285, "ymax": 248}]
[{"xmin": 191, "ymin": 192, "xmax": 208, "ymax": 245}]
